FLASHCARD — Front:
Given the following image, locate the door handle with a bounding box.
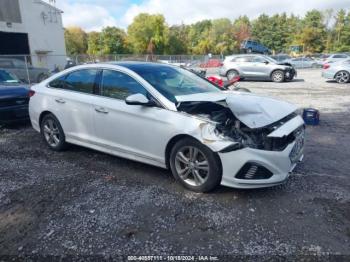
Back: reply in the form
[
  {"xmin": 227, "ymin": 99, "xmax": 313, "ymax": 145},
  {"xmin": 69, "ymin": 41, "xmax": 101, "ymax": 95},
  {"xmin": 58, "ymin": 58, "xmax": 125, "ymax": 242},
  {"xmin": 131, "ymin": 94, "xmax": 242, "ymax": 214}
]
[
  {"xmin": 95, "ymin": 107, "xmax": 109, "ymax": 114},
  {"xmin": 55, "ymin": 98, "xmax": 66, "ymax": 104}
]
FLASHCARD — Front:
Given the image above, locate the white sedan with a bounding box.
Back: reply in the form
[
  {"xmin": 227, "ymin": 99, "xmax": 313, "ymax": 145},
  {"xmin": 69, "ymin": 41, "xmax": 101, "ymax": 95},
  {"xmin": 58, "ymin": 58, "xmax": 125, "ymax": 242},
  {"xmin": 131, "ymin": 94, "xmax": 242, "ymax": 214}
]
[{"xmin": 29, "ymin": 62, "xmax": 305, "ymax": 192}]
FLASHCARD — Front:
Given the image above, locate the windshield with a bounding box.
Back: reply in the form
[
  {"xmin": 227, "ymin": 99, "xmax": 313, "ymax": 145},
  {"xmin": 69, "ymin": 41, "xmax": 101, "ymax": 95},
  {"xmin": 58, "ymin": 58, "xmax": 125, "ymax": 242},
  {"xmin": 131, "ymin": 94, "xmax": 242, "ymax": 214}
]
[
  {"xmin": 0, "ymin": 70, "xmax": 20, "ymax": 84},
  {"xmin": 128, "ymin": 64, "xmax": 221, "ymax": 102}
]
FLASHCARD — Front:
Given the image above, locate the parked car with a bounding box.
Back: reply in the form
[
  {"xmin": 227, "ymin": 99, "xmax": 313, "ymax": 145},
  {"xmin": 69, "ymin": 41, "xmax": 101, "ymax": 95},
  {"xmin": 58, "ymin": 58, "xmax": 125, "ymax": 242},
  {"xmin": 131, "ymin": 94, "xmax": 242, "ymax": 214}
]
[
  {"xmin": 322, "ymin": 59, "xmax": 350, "ymax": 84},
  {"xmin": 286, "ymin": 57, "xmax": 320, "ymax": 68},
  {"xmin": 220, "ymin": 54, "xmax": 297, "ymax": 82},
  {"xmin": 270, "ymin": 54, "xmax": 291, "ymax": 63},
  {"xmin": 29, "ymin": 62, "xmax": 305, "ymax": 192},
  {"xmin": 323, "ymin": 54, "xmax": 349, "ymax": 65},
  {"xmin": 0, "ymin": 69, "xmax": 30, "ymax": 125},
  {"xmin": 199, "ymin": 59, "xmax": 223, "ymax": 68},
  {"xmin": 0, "ymin": 58, "xmax": 50, "ymax": 84},
  {"xmin": 240, "ymin": 40, "xmax": 270, "ymax": 54}
]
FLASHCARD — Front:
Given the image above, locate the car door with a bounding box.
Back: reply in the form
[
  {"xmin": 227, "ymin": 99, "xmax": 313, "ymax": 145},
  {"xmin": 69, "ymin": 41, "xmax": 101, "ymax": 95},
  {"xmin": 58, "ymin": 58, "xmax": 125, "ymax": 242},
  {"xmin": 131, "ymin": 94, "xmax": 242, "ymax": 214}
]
[
  {"xmin": 91, "ymin": 69, "xmax": 173, "ymax": 164},
  {"xmin": 47, "ymin": 68, "xmax": 98, "ymax": 143},
  {"xmin": 249, "ymin": 56, "xmax": 271, "ymax": 78},
  {"xmin": 234, "ymin": 56, "xmax": 254, "ymax": 77}
]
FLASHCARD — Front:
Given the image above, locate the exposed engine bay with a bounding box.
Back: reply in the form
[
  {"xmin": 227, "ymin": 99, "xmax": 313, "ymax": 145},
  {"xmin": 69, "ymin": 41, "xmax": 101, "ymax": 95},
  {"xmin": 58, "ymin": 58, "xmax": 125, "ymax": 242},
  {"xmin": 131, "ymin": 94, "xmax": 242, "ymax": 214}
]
[{"xmin": 178, "ymin": 101, "xmax": 300, "ymax": 152}]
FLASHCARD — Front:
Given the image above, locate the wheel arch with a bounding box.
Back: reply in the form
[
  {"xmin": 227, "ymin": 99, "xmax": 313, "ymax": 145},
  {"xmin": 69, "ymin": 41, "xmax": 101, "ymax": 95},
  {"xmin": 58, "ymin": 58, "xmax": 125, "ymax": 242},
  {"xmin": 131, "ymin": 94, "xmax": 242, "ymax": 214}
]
[
  {"xmin": 164, "ymin": 134, "xmax": 223, "ymax": 172},
  {"xmin": 270, "ymin": 68, "xmax": 285, "ymax": 79},
  {"xmin": 165, "ymin": 134, "xmax": 195, "ymax": 169},
  {"xmin": 226, "ymin": 68, "xmax": 241, "ymax": 77},
  {"xmin": 39, "ymin": 111, "xmax": 56, "ymax": 127},
  {"xmin": 334, "ymin": 70, "xmax": 350, "ymax": 79}
]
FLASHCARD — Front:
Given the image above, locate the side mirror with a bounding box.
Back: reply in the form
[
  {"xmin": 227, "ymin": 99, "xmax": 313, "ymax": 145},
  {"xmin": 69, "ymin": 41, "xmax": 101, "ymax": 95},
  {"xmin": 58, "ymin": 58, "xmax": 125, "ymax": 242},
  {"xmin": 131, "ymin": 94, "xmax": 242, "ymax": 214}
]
[
  {"xmin": 264, "ymin": 61, "xmax": 269, "ymax": 64},
  {"xmin": 125, "ymin": 93, "xmax": 155, "ymax": 107}
]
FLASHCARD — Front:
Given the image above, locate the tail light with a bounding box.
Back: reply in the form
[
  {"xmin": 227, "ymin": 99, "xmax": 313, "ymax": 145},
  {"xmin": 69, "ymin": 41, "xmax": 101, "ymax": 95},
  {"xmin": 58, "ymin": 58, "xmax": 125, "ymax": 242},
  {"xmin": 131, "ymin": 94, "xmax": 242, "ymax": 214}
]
[
  {"xmin": 323, "ymin": 64, "xmax": 330, "ymax": 69},
  {"xmin": 219, "ymin": 62, "xmax": 223, "ymax": 67},
  {"xmin": 28, "ymin": 90, "xmax": 35, "ymax": 97}
]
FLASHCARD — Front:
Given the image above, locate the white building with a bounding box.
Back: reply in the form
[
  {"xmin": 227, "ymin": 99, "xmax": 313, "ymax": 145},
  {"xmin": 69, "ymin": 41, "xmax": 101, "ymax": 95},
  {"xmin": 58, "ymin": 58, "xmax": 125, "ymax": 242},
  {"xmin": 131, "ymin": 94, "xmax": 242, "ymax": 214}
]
[{"xmin": 0, "ymin": 0, "xmax": 67, "ymax": 70}]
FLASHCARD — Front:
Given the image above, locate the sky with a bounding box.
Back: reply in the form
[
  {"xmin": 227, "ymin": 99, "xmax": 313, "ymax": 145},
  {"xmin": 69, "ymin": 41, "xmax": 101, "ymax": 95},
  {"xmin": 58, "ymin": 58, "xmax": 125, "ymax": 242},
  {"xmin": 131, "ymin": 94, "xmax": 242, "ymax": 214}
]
[{"xmin": 47, "ymin": 0, "xmax": 350, "ymax": 31}]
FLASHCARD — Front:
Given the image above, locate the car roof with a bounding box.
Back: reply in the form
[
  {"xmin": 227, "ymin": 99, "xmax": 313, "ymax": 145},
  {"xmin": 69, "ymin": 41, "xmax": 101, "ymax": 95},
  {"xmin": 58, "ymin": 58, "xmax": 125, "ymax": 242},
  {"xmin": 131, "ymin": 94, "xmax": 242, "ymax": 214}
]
[{"xmin": 107, "ymin": 61, "xmax": 179, "ymax": 71}]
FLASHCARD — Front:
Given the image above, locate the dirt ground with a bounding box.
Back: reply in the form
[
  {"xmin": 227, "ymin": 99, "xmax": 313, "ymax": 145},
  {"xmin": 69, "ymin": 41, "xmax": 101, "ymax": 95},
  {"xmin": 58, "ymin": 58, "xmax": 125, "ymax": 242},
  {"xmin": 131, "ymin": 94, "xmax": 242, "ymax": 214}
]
[{"xmin": 0, "ymin": 69, "xmax": 349, "ymax": 260}]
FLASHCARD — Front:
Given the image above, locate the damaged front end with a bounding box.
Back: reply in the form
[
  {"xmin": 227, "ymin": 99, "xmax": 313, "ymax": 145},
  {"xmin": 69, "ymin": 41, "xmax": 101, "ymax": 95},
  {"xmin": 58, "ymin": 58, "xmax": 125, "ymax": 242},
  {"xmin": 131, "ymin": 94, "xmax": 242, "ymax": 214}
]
[{"xmin": 177, "ymin": 92, "xmax": 305, "ymax": 153}]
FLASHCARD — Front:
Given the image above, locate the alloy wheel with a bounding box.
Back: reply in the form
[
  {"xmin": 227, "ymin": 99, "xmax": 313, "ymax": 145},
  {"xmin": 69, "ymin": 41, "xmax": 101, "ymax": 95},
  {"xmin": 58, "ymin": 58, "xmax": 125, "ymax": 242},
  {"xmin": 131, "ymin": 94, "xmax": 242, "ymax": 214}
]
[
  {"xmin": 43, "ymin": 119, "xmax": 60, "ymax": 147},
  {"xmin": 335, "ymin": 71, "xmax": 350, "ymax": 83},
  {"xmin": 272, "ymin": 71, "xmax": 284, "ymax": 82},
  {"xmin": 227, "ymin": 70, "xmax": 238, "ymax": 80},
  {"xmin": 174, "ymin": 146, "xmax": 209, "ymax": 186}
]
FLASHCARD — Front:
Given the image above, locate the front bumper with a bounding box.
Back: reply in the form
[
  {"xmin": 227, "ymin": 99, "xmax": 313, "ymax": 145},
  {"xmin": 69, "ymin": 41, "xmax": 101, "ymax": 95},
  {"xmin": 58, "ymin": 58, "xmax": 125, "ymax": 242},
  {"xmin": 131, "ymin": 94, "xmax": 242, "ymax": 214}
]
[
  {"xmin": 321, "ymin": 70, "xmax": 334, "ymax": 79},
  {"xmin": 219, "ymin": 141, "xmax": 304, "ymax": 189},
  {"xmin": 285, "ymin": 68, "xmax": 297, "ymax": 80}
]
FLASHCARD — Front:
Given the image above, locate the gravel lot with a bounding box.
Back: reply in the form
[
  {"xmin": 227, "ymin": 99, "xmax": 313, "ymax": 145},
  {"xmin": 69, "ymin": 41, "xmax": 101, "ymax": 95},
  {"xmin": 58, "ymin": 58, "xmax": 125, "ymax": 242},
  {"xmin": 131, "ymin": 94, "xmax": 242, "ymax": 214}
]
[{"xmin": 0, "ymin": 69, "xmax": 350, "ymax": 259}]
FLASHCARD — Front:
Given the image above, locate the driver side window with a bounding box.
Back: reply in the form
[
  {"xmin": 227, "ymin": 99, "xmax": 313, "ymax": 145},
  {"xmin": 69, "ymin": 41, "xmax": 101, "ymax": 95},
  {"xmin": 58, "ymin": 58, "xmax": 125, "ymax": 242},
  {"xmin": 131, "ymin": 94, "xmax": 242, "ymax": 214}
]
[
  {"xmin": 101, "ymin": 70, "xmax": 148, "ymax": 100},
  {"xmin": 252, "ymin": 56, "xmax": 265, "ymax": 63}
]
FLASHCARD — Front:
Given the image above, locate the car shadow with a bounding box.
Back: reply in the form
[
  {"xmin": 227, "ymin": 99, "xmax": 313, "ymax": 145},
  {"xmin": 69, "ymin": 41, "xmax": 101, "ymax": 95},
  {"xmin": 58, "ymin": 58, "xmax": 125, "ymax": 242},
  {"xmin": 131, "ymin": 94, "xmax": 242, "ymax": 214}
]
[{"xmin": 0, "ymin": 120, "xmax": 31, "ymax": 130}]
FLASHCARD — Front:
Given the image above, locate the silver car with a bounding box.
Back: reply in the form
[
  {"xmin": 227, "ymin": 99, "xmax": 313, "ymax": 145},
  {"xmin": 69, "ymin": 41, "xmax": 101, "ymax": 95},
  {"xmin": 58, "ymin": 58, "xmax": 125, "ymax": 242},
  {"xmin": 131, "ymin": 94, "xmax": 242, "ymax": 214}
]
[
  {"xmin": 220, "ymin": 55, "xmax": 296, "ymax": 82},
  {"xmin": 0, "ymin": 58, "xmax": 50, "ymax": 84},
  {"xmin": 324, "ymin": 54, "xmax": 349, "ymax": 65},
  {"xmin": 29, "ymin": 62, "xmax": 305, "ymax": 192},
  {"xmin": 287, "ymin": 57, "xmax": 320, "ymax": 69},
  {"xmin": 322, "ymin": 59, "xmax": 350, "ymax": 84}
]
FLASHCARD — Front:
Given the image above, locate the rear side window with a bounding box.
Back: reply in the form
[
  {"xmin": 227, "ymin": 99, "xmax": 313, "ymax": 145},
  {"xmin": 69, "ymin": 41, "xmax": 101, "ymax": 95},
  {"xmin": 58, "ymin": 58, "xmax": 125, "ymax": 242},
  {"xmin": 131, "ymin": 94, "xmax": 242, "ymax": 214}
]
[
  {"xmin": 233, "ymin": 56, "xmax": 252, "ymax": 62},
  {"xmin": 49, "ymin": 69, "xmax": 98, "ymax": 94},
  {"xmin": 252, "ymin": 56, "xmax": 265, "ymax": 63},
  {"xmin": 101, "ymin": 70, "xmax": 147, "ymax": 100},
  {"xmin": 333, "ymin": 55, "xmax": 347, "ymax": 59}
]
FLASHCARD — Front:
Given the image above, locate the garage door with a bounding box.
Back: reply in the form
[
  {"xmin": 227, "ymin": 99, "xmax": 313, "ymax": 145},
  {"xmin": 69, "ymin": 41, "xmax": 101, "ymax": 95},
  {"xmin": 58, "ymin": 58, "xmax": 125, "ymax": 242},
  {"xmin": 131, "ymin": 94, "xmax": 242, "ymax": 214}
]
[{"xmin": 0, "ymin": 31, "xmax": 30, "ymax": 55}]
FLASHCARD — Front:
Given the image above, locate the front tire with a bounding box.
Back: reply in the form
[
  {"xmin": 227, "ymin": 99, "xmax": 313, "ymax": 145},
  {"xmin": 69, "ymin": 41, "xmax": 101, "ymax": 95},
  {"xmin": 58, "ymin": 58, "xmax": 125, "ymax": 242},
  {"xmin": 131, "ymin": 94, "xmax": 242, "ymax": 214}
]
[
  {"xmin": 40, "ymin": 114, "xmax": 67, "ymax": 151},
  {"xmin": 169, "ymin": 138, "xmax": 222, "ymax": 193},
  {"xmin": 271, "ymin": 70, "xmax": 285, "ymax": 83},
  {"xmin": 335, "ymin": 71, "xmax": 350, "ymax": 84}
]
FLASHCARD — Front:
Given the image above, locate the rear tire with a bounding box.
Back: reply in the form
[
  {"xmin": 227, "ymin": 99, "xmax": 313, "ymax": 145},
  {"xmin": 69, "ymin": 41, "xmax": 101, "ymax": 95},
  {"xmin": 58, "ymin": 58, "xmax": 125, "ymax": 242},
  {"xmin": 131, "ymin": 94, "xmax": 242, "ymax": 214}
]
[
  {"xmin": 335, "ymin": 71, "xmax": 350, "ymax": 84},
  {"xmin": 169, "ymin": 138, "xmax": 222, "ymax": 193},
  {"xmin": 40, "ymin": 114, "xmax": 67, "ymax": 151},
  {"xmin": 271, "ymin": 70, "xmax": 285, "ymax": 83},
  {"xmin": 226, "ymin": 69, "xmax": 239, "ymax": 81}
]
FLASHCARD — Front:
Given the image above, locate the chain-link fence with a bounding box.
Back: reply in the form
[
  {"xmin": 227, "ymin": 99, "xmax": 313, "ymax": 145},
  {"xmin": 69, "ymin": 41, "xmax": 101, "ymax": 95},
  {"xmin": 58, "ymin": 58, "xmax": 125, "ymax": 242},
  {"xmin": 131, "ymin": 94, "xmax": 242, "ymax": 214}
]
[{"xmin": 0, "ymin": 53, "xmax": 326, "ymax": 84}]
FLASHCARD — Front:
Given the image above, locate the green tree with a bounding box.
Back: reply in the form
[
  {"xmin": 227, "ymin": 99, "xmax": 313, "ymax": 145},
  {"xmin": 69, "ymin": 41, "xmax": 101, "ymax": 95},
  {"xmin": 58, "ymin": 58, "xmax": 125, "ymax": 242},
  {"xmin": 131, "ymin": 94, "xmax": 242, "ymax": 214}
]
[
  {"xmin": 333, "ymin": 9, "xmax": 347, "ymax": 51},
  {"xmin": 167, "ymin": 24, "xmax": 189, "ymax": 54},
  {"xmin": 187, "ymin": 20, "xmax": 212, "ymax": 54},
  {"xmin": 298, "ymin": 10, "xmax": 327, "ymax": 53},
  {"xmin": 64, "ymin": 27, "xmax": 88, "ymax": 55},
  {"xmin": 232, "ymin": 16, "xmax": 251, "ymax": 51},
  {"xmin": 251, "ymin": 14, "xmax": 270, "ymax": 48},
  {"xmin": 87, "ymin": 31, "xmax": 101, "ymax": 55},
  {"xmin": 210, "ymin": 18, "xmax": 236, "ymax": 55},
  {"xmin": 100, "ymin": 27, "xmax": 128, "ymax": 54},
  {"xmin": 127, "ymin": 13, "xmax": 169, "ymax": 54}
]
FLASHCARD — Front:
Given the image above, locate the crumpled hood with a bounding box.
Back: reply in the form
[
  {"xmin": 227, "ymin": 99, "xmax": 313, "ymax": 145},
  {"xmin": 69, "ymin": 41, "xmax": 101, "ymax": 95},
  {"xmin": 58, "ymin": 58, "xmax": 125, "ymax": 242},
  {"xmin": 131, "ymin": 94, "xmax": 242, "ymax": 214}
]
[{"xmin": 176, "ymin": 91, "xmax": 297, "ymax": 129}]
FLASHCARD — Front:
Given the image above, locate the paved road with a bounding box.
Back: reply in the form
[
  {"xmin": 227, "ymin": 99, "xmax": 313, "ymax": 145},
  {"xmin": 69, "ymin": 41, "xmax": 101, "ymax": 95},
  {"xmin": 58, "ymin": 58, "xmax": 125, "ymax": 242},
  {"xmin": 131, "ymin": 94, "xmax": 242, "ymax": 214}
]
[{"xmin": 0, "ymin": 69, "xmax": 349, "ymax": 258}]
